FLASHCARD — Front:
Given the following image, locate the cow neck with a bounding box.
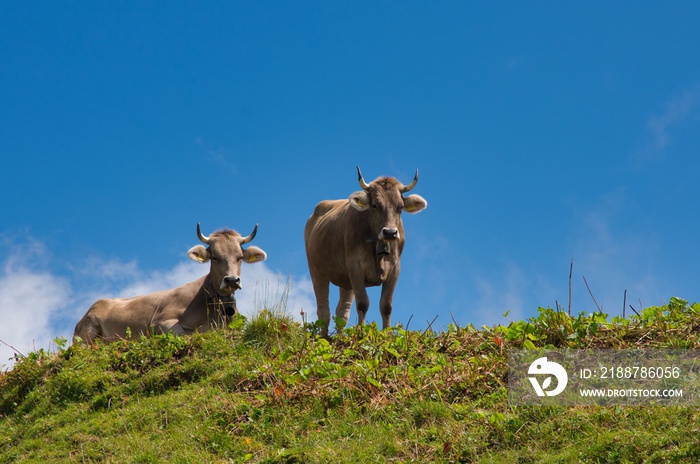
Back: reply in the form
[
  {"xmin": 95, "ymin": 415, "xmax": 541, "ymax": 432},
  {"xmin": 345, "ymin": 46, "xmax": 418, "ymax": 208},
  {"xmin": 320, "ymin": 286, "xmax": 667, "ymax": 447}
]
[
  {"xmin": 365, "ymin": 234, "xmax": 392, "ymax": 255},
  {"xmin": 375, "ymin": 239, "xmax": 391, "ymax": 256},
  {"xmin": 368, "ymin": 239, "xmax": 392, "ymax": 282},
  {"xmin": 203, "ymin": 277, "xmax": 237, "ymax": 317}
]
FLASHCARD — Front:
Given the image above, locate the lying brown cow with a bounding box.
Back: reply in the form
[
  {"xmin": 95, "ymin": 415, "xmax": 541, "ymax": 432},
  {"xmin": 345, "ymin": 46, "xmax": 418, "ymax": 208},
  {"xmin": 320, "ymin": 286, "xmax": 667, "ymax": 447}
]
[
  {"xmin": 73, "ymin": 223, "xmax": 267, "ymax": 344},
  {"xmin": 304, "ymin": 167, "xmax": 427, "ymax": 334}
]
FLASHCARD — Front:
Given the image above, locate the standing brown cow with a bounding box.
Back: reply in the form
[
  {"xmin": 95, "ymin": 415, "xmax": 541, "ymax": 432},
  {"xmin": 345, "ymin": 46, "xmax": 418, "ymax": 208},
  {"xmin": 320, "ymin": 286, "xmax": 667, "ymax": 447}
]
[
  {"xmin": 73, "ymin": 223, "xmax": 267, "ymax": 344},
  {"xmin": 304, "ymin": 167, "xmax": 428, "ymax": 333}
]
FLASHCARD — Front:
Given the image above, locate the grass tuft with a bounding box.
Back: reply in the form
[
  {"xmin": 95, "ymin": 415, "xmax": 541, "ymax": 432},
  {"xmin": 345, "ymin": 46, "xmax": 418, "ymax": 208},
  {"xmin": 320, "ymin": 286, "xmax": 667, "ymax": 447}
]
[
  {"xmin": 243, "ymin": 309, "xmax": 301, "ymax": 351},
  {"xmin": 3, "ymin": 297, "xmax": 700, "ymax": 462}
]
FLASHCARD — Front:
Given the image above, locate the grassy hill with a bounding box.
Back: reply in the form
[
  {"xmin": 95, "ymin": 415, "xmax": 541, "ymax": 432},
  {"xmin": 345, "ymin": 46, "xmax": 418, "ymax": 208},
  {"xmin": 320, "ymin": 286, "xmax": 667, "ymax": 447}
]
[{"xmin": 3, "ymin": 298, "xmax": 700, "ymax": 463}]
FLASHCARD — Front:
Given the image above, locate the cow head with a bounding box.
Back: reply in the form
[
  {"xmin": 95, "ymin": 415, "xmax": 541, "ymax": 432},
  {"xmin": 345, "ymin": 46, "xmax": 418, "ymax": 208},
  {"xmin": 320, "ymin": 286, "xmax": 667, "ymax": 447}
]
[
  {"xmin": 187, "ymin": 223, "xmax": 267, "ymax": 296},
  {"xmin": 349, "ymin": 166, "xmax": 428, "ymax": 248}
]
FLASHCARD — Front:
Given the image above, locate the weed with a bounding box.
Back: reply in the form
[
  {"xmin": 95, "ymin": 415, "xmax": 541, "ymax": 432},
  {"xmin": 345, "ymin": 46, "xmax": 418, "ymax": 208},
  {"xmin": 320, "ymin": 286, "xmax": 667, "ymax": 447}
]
[{"xmin": 2, "ymin": 298, "xmax": 700, "ymax": 462}]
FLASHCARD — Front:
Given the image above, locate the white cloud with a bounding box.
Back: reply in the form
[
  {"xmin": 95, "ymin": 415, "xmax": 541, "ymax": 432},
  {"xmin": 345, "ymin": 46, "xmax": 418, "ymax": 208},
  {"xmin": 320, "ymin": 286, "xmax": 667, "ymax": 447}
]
[
  {"xmin": 638, "ymin": 83, "xmax": 700, "ymax": 160},
  {"xmin": 195, "ymin": 137, "xmax": 238, "ymax": 176},
  {"xmin": 0, "ymin": 238, "xmax": 317, "ymax": 370},
  {"xmin": 236, "ymin": 262, "xmax": 317, "ymax": 322},
  {"xmin": 472, "ymin": 262, "xmax": 529, "ymax": 327},
  {"xmin": 76, "ymin": 256, "xmax": 142, "ymax": 281},
  {"xmin": 570, "ymin": 191, "xmax": 660, "ymax": 315},
  {"xmin": 88, "ymin": 258, "xmax": 317, "ymax": 322},
  {"xmin": 114, "ymin": 262, "xmax": 206, "ymax": 300},
  {"xmin": 0, "ymin": 244, "xmax": 71, "ymax": 371}
]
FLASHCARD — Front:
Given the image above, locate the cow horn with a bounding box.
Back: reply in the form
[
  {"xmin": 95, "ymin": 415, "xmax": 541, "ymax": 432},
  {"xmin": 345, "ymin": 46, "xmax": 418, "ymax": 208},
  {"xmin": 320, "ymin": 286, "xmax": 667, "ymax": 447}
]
[
  {"xmin": 400, "ymin": 169, "xmax": 419, "ymax": 193},
  {"xmin": 197, "ymin": 223, "xmax": 212, "ymax": 244},
  {"xmin": 241, "ymin": 224, "xmax": 258, "ymax": 244},
  {"xmin": 356, "ymin": 166, "xmax": 371, "ymax": 190}
]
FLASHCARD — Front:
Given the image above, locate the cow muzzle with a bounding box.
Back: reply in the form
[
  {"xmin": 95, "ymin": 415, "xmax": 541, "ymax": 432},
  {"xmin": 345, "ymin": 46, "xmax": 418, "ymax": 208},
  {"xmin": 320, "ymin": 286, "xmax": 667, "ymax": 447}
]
[
  {"xmin": 221, "ymin": 276, "xmax": 242, "ymax": 293},
  {"xmin": 379, "ymin": 227, "xmax": 400, "ymax": 241}
]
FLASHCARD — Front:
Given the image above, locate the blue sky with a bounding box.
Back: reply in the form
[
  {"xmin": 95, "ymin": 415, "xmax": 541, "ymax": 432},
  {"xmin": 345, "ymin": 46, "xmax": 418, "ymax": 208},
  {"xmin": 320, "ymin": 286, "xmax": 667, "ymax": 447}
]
[{"xmin": 2, "ymin": 2, "xmax": 700, "ymax": 368}]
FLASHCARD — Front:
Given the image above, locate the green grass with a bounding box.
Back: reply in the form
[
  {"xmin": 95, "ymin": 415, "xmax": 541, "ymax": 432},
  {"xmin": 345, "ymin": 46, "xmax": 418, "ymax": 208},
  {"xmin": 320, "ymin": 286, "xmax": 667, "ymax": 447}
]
[{"xmin": 3, "ymin": 297, "xmax": 700, "ymax": 463}]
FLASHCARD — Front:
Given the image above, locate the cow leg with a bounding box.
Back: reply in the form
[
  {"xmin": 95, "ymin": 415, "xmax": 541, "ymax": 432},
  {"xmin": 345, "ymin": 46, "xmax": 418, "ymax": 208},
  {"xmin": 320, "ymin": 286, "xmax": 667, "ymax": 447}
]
[
  {"xmin": 310, "ymin": 275, "xmax": 331, "ymax": 335},
  {"xmin": 335, "ymin": 287, "xmax": 354, "ymax": 328},
  {"xmin": 155, "ymin": 320, "xmax": 186, "ymax": 336},
  {"xmin": 379, "ymin": 278, "xmax": 398, "ymax": 329},
  {"xmin": 353, "ymin": 285, "xmax": 371, "ymax": 326}
]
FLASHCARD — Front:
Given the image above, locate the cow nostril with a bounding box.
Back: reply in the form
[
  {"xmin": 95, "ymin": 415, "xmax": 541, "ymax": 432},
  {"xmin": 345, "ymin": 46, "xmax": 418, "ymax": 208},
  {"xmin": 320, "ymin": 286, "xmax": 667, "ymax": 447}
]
[
  {"xmin": 381, "ymin": 228, "xmax": 399, "ymax": 240},
  {"xmin": 222, "ymin": 276, "xmax": 242, "ymax": 290}
]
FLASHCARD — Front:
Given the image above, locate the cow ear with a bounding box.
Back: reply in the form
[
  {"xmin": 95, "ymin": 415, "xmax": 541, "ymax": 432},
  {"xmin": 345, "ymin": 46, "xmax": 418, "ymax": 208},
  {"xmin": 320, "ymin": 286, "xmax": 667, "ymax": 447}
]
[
  {"xmin": 403, "ymin": 194, "xmax": 427, "ymax": 214},
  {"xmin": 243, "ymin": 246, "xmax": 267, "ymax": 264},
  {"xmin": 187, "ymin": 245, "xmax": 211, "ymax": 263},
  {"xmin": 349, "ymin": 191, "xmax": 370, "ymax": 211}
]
